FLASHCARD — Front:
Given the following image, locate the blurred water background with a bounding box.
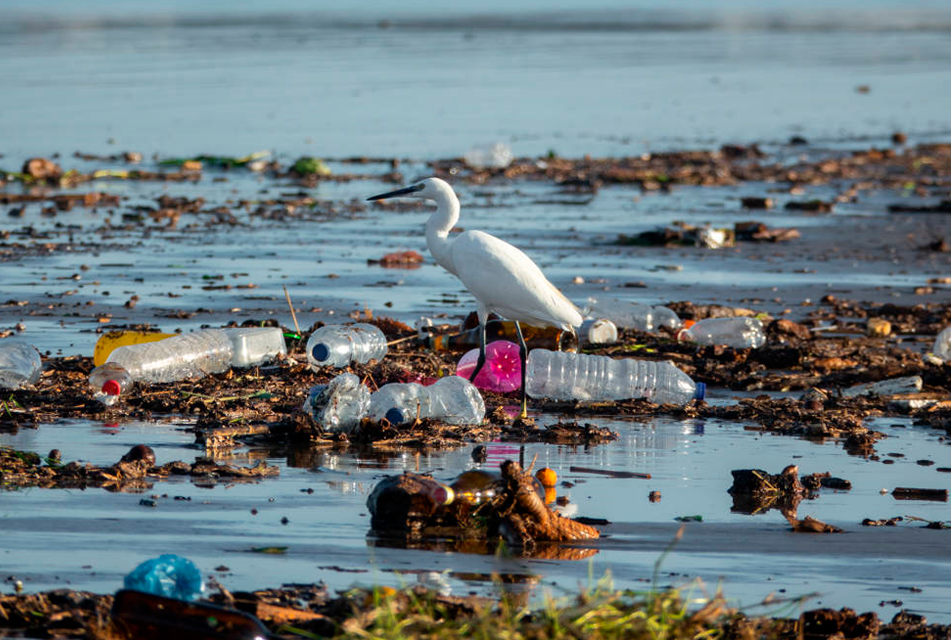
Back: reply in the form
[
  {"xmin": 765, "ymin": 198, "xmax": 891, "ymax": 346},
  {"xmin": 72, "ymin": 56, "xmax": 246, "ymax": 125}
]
[{"xmin": 2, "ymin": 0, "xmax": 950, "ymax": 162}]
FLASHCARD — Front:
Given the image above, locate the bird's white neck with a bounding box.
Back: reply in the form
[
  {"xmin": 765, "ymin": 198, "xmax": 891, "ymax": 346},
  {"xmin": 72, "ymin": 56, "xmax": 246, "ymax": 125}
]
[{"xmin": 425, "ymin": 181, "xmax": 460, "ymax": 276}]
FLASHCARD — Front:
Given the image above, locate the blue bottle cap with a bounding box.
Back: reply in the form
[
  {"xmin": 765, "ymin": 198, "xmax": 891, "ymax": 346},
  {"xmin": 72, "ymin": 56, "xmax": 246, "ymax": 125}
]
[
  {"xmin": 311, "ymin": 343, "xmax": 330, "ymax": 362},
  {"xmin": 385, "ymin": 408, "xmax": 405, "ymax": 425},
  {"xmin": 694, "ymin": 382, "xmax": 706, "ymax": 401}
]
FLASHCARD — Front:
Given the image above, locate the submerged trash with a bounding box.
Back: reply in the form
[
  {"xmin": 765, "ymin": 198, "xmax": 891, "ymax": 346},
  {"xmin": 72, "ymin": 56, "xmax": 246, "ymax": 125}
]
[
  {"xmin": 678, "ymin": 316, "xmax": 766, "ymax": 349},
  {"xmin": 455, "ymin": 340, "xmax": 521, "ymax": 392},
  {"xmin": 303, "ymin": 373, "xmax": 370, "ymax": 433},
  {"xmin": 585, "ymin": 297, "xmax": 681, "ymax": 332},
  {"xmin": 224, "ymin": 326, "xmax": 286, "ymax": 367},
  {"xmin": 526, "ymin": 349, "xmax": 704, "ymax": 405},
  {"xmin": 785, "ymin": 514, "xmax": 843, "ymax": 533},
  {"xmin": 366, "ymin": 460, "xmax": 598, "ymax": 550},
  {"xmin": 306, "ymin": 323, "xmax": 387, "ymax": 370},
  {"xmin": 88, "ymin": 329, "xmax": 233, "ymax": 403},
  {"xmin": 463, "ymin": 142, "xmax": 514, "ymax": 170},
  {"xmin": 123, "ymin": 554, "xmax": 204, "ymax": 601},
  {"xmin": 892, "ymin": 487, "xmax": 949, "ymax": 502},
  {"xmin": 0, "ymin": 340, "xmax": 42, "ymax": 389},
  {"xmin": 368, "ymin": 376, "xmax": 485, "ymax": 426}
]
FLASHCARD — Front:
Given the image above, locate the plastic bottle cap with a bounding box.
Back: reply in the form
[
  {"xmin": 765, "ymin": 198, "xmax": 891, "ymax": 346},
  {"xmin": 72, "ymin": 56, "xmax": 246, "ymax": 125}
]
[
  {"xmin": 431, "ymin": 485, "xmax": 454, "ymax": 506},
  {"xmin": 311, "ymin": 343, "xmax": 330, "ymax": 362},
  {"xmin": 694, "ymin": 382, "xmax": 706, "ymax": 401},
  {"xmin": 102, "ymin": 379, "xmax": 122, "ymax": 396},
  {"xmin": 385, "ymin": 408, "xmax": 405, "ymax": 425}
]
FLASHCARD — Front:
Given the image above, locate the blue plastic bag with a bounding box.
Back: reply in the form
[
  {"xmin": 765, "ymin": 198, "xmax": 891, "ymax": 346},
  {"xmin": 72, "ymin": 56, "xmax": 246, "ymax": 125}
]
[{"xmin": 123, "ymin": 554, "xmax": 204, "ymax": 601}]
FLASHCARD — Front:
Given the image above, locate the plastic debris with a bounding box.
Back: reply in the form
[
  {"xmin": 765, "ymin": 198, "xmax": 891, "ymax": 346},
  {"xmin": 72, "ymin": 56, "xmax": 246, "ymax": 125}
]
[
  {"xmin": 123, "ymin": 554, "xmax": 204, "ymax": 601},
  {"xmin": 455, "ymin": 340, "xmax": 522, "ymax": 392}
]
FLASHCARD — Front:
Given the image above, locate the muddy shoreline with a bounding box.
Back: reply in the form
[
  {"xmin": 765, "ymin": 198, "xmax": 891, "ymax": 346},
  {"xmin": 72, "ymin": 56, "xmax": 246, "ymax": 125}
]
[{"xmin": 2, "ymin": 142, "xmax": 951, "ymax": 637}]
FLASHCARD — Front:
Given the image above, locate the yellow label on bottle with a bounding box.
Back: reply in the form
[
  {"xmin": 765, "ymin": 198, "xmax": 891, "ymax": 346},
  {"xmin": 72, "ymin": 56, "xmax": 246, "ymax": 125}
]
[{"xmin": 93, "ymin": 331, "xmax": 175, "ymax": 366}]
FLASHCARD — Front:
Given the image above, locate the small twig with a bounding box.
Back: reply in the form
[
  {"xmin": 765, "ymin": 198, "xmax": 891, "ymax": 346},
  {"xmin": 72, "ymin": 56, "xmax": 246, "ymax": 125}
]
[
  {"xmin": 386, "ymin": 334, "xmax": 419, "ymax": 347},
  {"xmin": 181, "ymin": 390, "xmax": 270, "ymax": 403},
  {"xmin": 283, "ymin": 285, "xmax": 302, "ymax": 337}
]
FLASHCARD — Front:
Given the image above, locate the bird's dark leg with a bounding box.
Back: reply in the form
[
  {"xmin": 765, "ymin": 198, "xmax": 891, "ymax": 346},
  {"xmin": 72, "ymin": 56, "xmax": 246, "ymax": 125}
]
[
  {"xmin": 468, "ymin": 321, "xmax": 488, "ymax": 383},
  {"xmin": 514, "ymin": 321, "xmax": 528, "ymax": 419}
]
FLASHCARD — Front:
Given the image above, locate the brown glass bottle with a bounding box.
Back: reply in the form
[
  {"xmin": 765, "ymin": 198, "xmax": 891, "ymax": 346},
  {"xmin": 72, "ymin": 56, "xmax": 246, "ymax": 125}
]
[{"xmin": 427, "ymin": 320, "xmax": 578, "ymax": 353}]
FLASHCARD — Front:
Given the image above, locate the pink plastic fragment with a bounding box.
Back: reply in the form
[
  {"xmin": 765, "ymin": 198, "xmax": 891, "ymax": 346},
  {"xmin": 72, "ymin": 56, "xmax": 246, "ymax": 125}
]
[{"xmin": 455, "ymin": 340, "xmax": 522, "ymax": 393}]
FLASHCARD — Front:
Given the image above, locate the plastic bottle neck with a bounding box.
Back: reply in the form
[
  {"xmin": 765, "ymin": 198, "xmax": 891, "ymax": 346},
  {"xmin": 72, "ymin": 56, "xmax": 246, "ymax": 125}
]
[
  {"xmin": 102, "ymin": 379, "xmax": 122, "ymax": 396},
  {"xmin": 311, "ymin": 343, "xmax": 330, "ymax": 362}
]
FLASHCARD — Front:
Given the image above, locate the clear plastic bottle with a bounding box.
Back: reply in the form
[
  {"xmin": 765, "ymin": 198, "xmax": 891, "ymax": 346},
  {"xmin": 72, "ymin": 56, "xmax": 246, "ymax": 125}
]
[
  {"xmin": 303, "ymin": 373, "xmax": 370, "ymax": 432},
  {"xmin": 368, "ymin": 376, "xmax": 485, "ymax": 426},
  {"xmin": 526, "ymin": 349, "xmax": 704, "ymax": 405},
  {"xmin": 579, "ymin": 318, "xmax": 618, "ymax": 345},
  {"xmin": 123, "ymin": 554, "xmax": 204, "ymax": 601},
  {"xmin": 585, "ymin": 297, "xmax": 681, "ymax": 332},
  {"xmin": 368, "ymin": 382, "xmax": 428, "ymax": 425},
  {"xmin": 934, "ymin": 326, "xmax": 951, "ymax": 362},
  {"xmin": 463, "ymin": 142, "xmax": 514, "ymax": 170},
  {"xmin": 225, "ymin": 326, "xmax": 286, "ymax": 367},
  {"xmin": 88, "ymin": 329, "xmax": 233, "ymax": 399},
  {"xmin": 678, "ymin": 316, "xmax": 766, "ymax": 349},
  {"xmin": 841, "ymin": 375, "xmax": 922, "ymax": 398},
  {"xmin": 0, "ymin": 340, "xmax": 42, "ymax": 389},
  {"xmin": 306, "ymin": 323, "xmax": 387, "ymax": 370},
  {"xmin": 427, "ymin": 376, "xmax": 486, "ymax": 425}
]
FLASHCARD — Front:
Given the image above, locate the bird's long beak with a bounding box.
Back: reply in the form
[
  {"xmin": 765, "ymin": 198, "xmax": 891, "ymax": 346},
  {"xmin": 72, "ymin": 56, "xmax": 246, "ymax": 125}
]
[{"xmin": 367, "ymin": 183, "xmax": 424, "ymax": 201}]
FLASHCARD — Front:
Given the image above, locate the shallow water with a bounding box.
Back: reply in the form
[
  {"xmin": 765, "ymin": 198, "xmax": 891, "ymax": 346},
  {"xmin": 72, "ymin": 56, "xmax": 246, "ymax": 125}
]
[{"xmin": 2, "ymin": 413, "xmax": 950, "ymax": 619}]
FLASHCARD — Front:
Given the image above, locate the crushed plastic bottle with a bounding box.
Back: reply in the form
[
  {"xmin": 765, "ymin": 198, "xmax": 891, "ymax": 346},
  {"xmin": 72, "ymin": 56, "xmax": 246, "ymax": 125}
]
[
  {"xmin": 426, "ymin": 376, "xmax": 486, "ymax": 425},
  {"xmin": 585, "ymin": 297, "xmax": 681, "ymax": 332},
  {"xmin": 368, "ymin": 376, "xmax": 485, "ymax": 426},
  {"xmin": 123, "ymin": 554, "xmax": 204, "ymax": 601},
  {"xmin": 678, "ymin": 316, "xmax": 766, "ymax": 349},
  {"xmin": 526, "ymin": 349, "xmax": 704, "ymax": 405},
  {"xmin": 225, "ymin": 326, "xmax": 286, "ymax": 367},
  {"xmin": 841, "ymin": 375, "xmax": 923, "ymax": 398},
  {"xmin": 579, "ymin": 318, "xmax": 618, "ymax": 345},
  {"xmin": 463, "ymin": 142, "xmax": 514, "ymax": 170},
  {"xmin": 306, "ymin": 323, "xmax": 387, "ymax": 370},
  {"xmin": 303, "ymin": 373, "xmax": 370, "ymax": 432},
  {"xmin": 0, "ymin": 340, "xmax": 42, "ymax": 389},
  {"xmin": 933, "ymin": 326, "xmax": 951, "ymax": 362},
  {"xmin": 455, "ymin": 340, "xmax": 522, "ymax": 392},
  {"xmin": 88, "ymin": 329, "xmax": 233, "ymax": 402},
  {"xmin": 368, "ymin": 381, "xmax": 427, "ymax": 425}
]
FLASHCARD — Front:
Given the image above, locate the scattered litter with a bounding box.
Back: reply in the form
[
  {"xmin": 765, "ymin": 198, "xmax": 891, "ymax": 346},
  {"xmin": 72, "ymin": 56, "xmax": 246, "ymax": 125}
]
[
  {"xmin": 785, "ymin": 514, "xmax": 843, "ymax": 533},
  {"xmin": 568, "ymin": 465, "xmax": 650, "ymax": 479},
  {"xmin": 892, "ymin": 487, "xmax": 949, "ymax": 502}
]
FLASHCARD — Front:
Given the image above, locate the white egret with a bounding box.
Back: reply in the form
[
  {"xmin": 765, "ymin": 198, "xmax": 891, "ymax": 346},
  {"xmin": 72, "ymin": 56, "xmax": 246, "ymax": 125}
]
[{"xmin": 368, "ymin": 177, "xmax": 582, "ymax": 417}]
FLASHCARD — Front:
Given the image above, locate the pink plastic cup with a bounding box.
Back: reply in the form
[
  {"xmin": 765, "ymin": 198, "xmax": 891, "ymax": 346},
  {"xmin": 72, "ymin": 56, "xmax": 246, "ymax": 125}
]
[{"xmin": 455, "ymin": 340, "xmax": 522, "ymax": 393}]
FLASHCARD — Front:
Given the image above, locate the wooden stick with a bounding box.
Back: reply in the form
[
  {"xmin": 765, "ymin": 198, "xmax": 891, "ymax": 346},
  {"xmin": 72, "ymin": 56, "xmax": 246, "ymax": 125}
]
[
  {"xmin": 283, "ymin": 285, "xmax": 301, "ymax": 336},
  {"xmin": 569, "ymin": 465, "xmax": 651, "ymax": 479}
]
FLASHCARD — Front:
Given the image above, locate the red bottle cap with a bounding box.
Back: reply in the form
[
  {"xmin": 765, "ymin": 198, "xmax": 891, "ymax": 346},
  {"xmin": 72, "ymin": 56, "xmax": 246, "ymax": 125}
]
[{"xmin": 102, "ymin": 379, "xmax": 122, "ymax": 396}]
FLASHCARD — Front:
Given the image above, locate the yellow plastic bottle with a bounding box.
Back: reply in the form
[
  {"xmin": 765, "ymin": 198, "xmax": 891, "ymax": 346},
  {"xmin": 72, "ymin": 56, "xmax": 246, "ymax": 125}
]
[{"xmin": 93, "ymin": 330, "xmax": 175, "ymax": 366}]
